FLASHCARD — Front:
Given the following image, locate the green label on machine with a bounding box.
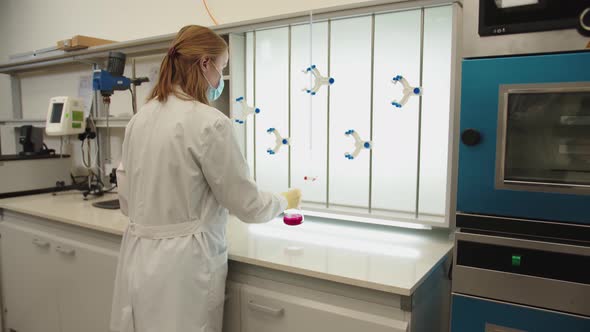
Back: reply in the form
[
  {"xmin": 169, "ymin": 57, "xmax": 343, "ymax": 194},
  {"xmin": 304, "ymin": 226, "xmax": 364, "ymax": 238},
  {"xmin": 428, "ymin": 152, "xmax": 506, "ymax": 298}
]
[
  {"xmin": 511, "ymin": 255, "xmax": 521, "ymax": 267},
  {"xmin": 72, "ymin": 122, "xmax": 82, "ymax": 129},
  {"xmin": 72, "ymin": 111, "xmax": 84, "ymax": 122}
]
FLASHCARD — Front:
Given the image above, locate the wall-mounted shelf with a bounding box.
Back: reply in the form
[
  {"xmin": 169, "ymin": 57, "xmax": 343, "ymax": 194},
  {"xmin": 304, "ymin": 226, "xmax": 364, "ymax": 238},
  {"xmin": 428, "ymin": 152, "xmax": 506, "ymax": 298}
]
[
  {"xmin": 0, "ymin": 119, "xmax": 45, "ymax": 127},
  {"xmin": 0, "ymin": 36, "xmax": 174, "ymax": 74},
  {"xmin": 0, "ymin": 0, "xmax": 457, "ymax": 75},
  {"xmin": 0, "ymin": 117, "xmax": 133, "ymax": 129}
]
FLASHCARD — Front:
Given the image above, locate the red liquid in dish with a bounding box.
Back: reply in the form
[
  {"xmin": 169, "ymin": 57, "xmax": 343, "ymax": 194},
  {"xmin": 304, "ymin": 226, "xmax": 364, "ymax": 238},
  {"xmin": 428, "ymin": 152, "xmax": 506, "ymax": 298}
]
[{"xmin": 283, "ymin": 213, "xmax": 303, "ymax": 226}]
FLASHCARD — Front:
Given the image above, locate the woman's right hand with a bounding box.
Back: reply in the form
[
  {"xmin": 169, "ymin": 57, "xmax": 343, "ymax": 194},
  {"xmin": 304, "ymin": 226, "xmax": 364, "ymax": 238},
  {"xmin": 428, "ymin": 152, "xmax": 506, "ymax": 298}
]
[{"xmin": 281, "ymin": 188, "xmax": 302, "ymax": 210}]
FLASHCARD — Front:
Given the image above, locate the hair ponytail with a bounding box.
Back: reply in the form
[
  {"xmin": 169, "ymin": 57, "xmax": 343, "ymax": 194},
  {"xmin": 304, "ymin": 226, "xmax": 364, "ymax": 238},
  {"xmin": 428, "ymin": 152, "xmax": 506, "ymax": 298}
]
[
  {"xmin": 147, "ymin": 25, "xmax": 227, "ymax": 104},
  {"xmin": 149, "ymin": 54, "xmax": 175, "ymax": 102}
]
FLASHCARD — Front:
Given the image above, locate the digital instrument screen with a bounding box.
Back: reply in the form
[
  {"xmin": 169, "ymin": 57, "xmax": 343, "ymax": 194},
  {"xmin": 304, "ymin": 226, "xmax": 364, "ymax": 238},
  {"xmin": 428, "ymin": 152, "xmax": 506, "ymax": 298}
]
[{"xmin": 50, "ymin": 103, "xmax": 64, "ymax": 123}]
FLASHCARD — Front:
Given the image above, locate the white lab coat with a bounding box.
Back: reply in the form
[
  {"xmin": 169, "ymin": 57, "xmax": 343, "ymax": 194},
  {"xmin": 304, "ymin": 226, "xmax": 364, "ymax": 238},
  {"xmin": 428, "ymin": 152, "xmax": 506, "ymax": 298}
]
[{"xmin": 110, "ymin": 94, "xmax": 287, "ymax": 332}]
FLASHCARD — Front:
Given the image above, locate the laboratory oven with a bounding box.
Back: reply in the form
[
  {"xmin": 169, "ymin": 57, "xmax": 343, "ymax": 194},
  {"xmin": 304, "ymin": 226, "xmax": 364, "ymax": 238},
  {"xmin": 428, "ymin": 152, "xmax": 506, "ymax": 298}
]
[
  {"xmin": 452, "ymin": 51, "xmax": 590, "ymax": 331},
  {"xmin": 457, "ymin": 51, "xmax": 590, "ymax": 225},
  {"xmin": 452, "ymin": 9, "xmax": 590, "ymax": 329}
]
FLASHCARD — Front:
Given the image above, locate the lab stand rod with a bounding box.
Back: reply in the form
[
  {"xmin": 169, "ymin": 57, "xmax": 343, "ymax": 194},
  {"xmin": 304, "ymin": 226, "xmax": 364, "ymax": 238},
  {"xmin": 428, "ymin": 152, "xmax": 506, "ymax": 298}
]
[
  {"xmin": 368, "ymin": 14, "xmax": 376, "ymax": 213},
  {"xmin": 308, "ymin": 11, "xmax": 314, "ymax": 153},
  {"xmin": 326, "ymin": 19, "xmax": 332, "ymax": 208},
  {"xmin": 288, "ymin": 25, "xmax": 293, "ymax": 189},
  {"xmin": 132, "ymin": 58, "xmax": 138, "ymax": 114},
  {"xmin": 92, "ymin": 63, "xmax": 104, "ymax": 176},
  {"xmin": 414, "ymin": 8, "xmax": 426, "ymax": 219},
  {"xmin": 92, "ymin": 63, "xmax": 100, "ymax": 117},
  {"xmin": 105, "ymin": 101, "xmax": 111, "ymax": 165},
  {"xmin": 87, "ymin": 138, "xmax": 92, "ymax": 192},
  {"xmin": 253, "ymin": 31, "xmax": 257, "ymax": 181},
  {"xmin": 243, "ymin": 35, "xmax": 248, "ymax": 162}
]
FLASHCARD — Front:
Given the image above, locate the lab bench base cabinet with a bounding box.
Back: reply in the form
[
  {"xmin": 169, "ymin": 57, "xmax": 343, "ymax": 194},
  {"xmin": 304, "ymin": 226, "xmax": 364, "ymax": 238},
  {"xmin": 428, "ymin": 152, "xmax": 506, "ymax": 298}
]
[
  {"xmin": 451, "ymin": 294, "xmax": 590, "ymax": 332},
  {"xmin": 0, "ymin": 214, "xmax": 120, "ymax": 332},
  {"xmin": 0, "ymin": 211, "xmax": 450, "ymax": 332}
]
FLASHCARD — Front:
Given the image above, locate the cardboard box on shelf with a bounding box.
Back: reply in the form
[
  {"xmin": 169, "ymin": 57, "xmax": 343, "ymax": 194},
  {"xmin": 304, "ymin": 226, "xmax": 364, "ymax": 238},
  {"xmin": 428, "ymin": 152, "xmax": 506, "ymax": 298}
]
[{"xmin": 57, "ymin": 35, "xmax": 116, "ymax": 51}]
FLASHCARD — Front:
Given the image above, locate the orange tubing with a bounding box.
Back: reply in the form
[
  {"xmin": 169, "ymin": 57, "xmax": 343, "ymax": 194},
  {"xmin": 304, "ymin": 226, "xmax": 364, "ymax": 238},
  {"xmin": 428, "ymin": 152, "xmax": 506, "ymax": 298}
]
[{"xmin": 202, "ymin": 0, "xmax": 219, "ymax": 26}]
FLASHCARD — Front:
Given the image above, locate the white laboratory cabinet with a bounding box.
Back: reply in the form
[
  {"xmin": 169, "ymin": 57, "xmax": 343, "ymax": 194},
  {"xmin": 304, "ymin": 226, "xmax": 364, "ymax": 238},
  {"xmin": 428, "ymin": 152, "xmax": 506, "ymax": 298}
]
[
  {"xmin": 1, "ymin": 222, "xmax": 62, "ymax": 332},
  {"xmin": 240, "ymin": 284, "xmax": 408, "ymax": 332},
  {"xmin": 0, "ymin": 213, "xmax": 120, "ymax": 332},
  {"xmin": 0, "ymin": 209, "xmax": 450, "ymax": 332}
]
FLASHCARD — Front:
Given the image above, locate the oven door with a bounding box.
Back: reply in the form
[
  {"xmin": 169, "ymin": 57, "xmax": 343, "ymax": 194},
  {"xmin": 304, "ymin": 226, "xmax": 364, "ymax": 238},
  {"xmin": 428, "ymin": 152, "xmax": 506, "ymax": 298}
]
[
  {"xmin": 451, "ymin": 294, "xmax": 590, "ymax": 332},
  {"xmin": 458, "ymin": 51, "xmax": 590, "ymax": 224}
]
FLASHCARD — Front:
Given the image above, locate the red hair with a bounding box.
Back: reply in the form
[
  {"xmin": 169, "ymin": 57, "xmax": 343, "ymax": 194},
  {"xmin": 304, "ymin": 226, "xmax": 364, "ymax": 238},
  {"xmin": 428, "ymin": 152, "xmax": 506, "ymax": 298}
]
[{"xmin": 148, "ymin": 25, "xmax": 227, "ymax": 105}]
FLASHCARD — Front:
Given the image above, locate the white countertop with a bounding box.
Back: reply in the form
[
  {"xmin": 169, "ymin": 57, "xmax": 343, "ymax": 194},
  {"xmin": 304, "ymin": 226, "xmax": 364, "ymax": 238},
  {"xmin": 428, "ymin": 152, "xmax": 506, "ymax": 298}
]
[
  {"xmin": 0, "ymin": 192, "xmax": 453, "ymax": 296},
  {"xmin": 0, "ymin": 192, "xmax": 129, "ymax": 235}
]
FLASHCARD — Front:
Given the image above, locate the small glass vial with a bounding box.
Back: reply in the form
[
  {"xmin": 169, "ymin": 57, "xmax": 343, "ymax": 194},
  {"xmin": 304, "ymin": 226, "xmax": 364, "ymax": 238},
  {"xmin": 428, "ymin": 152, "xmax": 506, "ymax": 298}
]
[{"xmin": 283, "ymin": 208, "xmax": 304, "ymax": 226}]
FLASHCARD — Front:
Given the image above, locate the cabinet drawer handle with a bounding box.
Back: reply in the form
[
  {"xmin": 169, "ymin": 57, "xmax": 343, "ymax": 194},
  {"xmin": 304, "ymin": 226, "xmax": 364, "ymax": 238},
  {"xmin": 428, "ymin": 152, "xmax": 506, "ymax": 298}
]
[
  {"xmin": 248, "ymin": 301, "xmax": 284, "ymax": 317},
  {"xmin": 32, "ymin": 238, "xmax": 50, "ymax": 248},
  {"xmin": 55, "ymin": 245, "xmax": 76, "ymax": 256}
]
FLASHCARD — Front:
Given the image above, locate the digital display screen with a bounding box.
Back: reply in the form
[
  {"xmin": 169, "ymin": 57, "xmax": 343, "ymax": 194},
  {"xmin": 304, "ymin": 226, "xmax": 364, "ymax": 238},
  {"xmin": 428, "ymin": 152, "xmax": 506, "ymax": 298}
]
[{"xmin": 50, "ymin": 103, "xmax": 64, "ymax": 123}]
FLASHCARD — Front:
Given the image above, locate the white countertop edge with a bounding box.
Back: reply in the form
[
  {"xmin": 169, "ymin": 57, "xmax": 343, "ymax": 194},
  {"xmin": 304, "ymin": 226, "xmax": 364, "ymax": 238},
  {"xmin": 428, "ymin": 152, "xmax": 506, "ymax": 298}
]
[
  {"xmin": 228, "ymin": 253, "xmax": 419, "ymax": 296},
  {"xmin": 0, "ymin": 195, "xmax": 454, "ymax": 296},
  {"xmin": 0, "ymin": 204, "xmax": 125, "ymax": 236},
  {"xmin": 0, "ymin": 203, "xmax": 445, "ymax": 295}
]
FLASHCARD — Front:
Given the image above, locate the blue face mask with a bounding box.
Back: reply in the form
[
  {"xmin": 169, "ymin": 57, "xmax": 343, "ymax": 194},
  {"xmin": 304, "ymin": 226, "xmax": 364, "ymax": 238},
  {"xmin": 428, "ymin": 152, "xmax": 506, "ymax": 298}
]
[{"xmin": 206, "ymin": 63, "xmax": 224, "ymax": 102}]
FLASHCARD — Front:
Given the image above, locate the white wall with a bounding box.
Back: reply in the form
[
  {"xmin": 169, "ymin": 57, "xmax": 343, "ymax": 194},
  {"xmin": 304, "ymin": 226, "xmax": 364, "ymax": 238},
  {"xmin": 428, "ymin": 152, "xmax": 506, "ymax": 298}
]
[
  {"xmin": 0, "ymin": 0, "xmax": 378, "ymax": 60},
  {"xmin": 0, "ymin": 0, "xmax": 377, "ymax": 143},
  {"xmin": 0, "ymin": 0, "xmax": 378, "ymax": 157}
]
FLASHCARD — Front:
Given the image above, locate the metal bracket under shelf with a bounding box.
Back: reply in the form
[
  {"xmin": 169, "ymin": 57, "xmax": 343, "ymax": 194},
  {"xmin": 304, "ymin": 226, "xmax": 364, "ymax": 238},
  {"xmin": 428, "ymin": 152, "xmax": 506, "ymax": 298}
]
[
  {"xmin": 0, "ymin": 117, "xmax": 132, "ymax": 128},
  {"xmin": 0, "ymin": 119, "xmax": 46, "ymax": 127},
  {"xmin": 93, "ymin": 117, "xmax": 132, "ymax": 128}
]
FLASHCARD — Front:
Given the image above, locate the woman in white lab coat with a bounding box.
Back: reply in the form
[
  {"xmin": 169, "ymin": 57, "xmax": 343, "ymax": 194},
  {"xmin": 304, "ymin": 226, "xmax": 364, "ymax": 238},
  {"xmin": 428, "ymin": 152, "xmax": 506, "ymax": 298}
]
[{"xmin": 110, "ymin": 25, "xmax": 301, "ymax": 332}]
